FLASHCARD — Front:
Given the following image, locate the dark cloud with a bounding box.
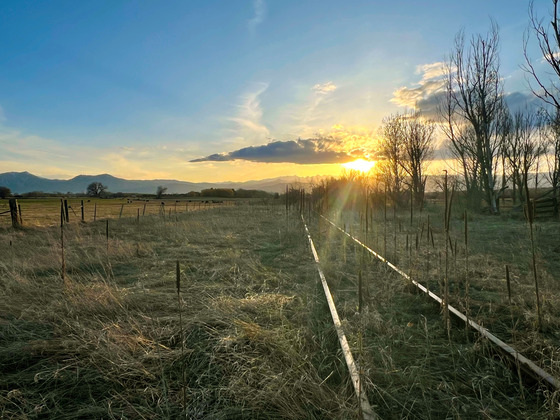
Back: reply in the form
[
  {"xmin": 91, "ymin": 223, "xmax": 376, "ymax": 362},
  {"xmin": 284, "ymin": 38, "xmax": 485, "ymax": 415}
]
[
  {"xmin": 190, "ymin": 138, "xmax": 361, "ymax": 164},
  {"xmin": 503, "ymin": 91, "xmax": 542, "ymax": 113},
  {"xmin": 396, "ymin": 87, "xmax": 544, "ymax": 121}
]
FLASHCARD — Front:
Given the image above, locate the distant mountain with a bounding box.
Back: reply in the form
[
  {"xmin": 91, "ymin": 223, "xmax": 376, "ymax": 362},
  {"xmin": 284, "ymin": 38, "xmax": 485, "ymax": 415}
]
[{"xmin": 0, "ymin": 171, "xmax": 324, "ymax": 194}]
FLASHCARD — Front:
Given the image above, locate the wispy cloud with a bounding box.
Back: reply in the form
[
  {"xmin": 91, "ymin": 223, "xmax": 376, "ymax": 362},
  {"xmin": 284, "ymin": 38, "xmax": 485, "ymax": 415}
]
[
  {"xmin": 248, "ymin": 0, "xmax": 266, "ymax": 35},
  {"xmin": 227, "ymin": 82, "xmax": 270, "ymax": 147},
  {"xmin": 312, "ymin": 81, "xmax": 337, "ymax": 94}
]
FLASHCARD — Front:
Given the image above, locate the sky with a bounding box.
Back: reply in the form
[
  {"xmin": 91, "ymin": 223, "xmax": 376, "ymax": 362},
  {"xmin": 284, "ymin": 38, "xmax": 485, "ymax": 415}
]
[{"xmin": 0, "ymin": 0, "xmax": 555, "ymax": 182}]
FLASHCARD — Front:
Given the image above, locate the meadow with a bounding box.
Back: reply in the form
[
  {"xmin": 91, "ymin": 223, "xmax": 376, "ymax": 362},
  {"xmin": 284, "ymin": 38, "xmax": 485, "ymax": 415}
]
[{"xmin": 1, "ymin": 197, "xmax": 559, "ymax": 419}]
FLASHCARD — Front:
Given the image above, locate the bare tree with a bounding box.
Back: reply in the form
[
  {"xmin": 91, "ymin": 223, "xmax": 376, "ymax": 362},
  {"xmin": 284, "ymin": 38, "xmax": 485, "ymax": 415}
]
[
  {"xmin": 445, "ymin": 23, "xmax": 504, "ymax": 213},
  {"xmin": 86, "ymin": 182, "xmax": 107, "ymax": 197},
  {"xmin": 400, "ymin": 113, "xmax": 435, "ymax": 208},
  {"xmin": 440, "ymin": 61, "xmax": 483, "ymax": 209},
  {"xmin": 542, "ymin": 110, "xmax": 560, "ymax": 195},
  {"xmin": 524, "ymin": 0, "xmax": 560, "ymax": 111},
  {"xmin": 377, "ymin": 114, "xmax": 407, "ymax": 205},
  {"xmin": 156, "ymin": 185, "xmax": 168, "ymax": 199},
  {"xmin": 504, "ymin": 110, "xmax": 545, "ymax": 204}
]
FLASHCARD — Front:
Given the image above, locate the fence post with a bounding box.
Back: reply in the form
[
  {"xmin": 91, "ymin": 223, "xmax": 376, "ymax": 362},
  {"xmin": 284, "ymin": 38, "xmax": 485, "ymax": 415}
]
[
  {"xmin": 18, "ymin": 203, "xmax": 23, "ymax": 226},
  {"xmin": 81, "ymin": 200, "xmax": 85, "ymax": 222},
  {"xmin": 64, "ymin": 199, "xmax": 69, "ymax": 223},
  {"xmin": 9, "ymin": 198, "xmax": 20, "ymax": 228},
  {"xmin": 119, "ymin": 204, "xmax": 124, "ymax": 219}
]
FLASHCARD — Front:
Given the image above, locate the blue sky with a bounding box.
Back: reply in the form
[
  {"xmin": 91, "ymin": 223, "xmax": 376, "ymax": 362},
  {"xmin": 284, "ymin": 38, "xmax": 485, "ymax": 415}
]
[{"xmin": 0, "ymin": 0, "xmax": 553, "ymax": 181}]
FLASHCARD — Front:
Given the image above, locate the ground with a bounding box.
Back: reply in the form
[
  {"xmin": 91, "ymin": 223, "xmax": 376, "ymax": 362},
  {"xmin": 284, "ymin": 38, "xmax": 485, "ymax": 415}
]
[{"xmin": 1, "ymin": 199, "xmax": 559, "ymax": 418}]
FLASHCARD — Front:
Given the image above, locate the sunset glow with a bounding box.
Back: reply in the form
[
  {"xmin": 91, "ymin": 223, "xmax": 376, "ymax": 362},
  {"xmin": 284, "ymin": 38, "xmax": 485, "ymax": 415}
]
[
  {"xmin": 0, "ymin": 1, "xmax": 547, "ymax": 184},
  {"xmin": 342, "ymin": 159, "xmax": 376, "ymax": 173}
]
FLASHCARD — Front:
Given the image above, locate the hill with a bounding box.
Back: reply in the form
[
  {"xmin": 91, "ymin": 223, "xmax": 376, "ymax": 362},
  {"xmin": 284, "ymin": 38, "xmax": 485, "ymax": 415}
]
[{"xmin": 0, "ymin": 171, "xmax": 322, "ymax": 195}]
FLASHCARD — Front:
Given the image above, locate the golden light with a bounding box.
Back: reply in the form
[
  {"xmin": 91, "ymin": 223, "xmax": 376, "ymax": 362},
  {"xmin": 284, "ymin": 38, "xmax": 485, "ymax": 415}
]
[{"xmin": 342, "ymin": 159, "xmax": 376, "ymax": 173}]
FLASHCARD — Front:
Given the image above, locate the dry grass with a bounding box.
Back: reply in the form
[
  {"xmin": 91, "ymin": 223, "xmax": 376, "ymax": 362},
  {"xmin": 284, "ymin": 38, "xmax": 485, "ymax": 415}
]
[
  {"xmin": 317, "ymin": 201, "xmax": 560, "ymax": 418},
  {"xmin": 0, "ymin": 197, "xmax": 230, "ymax": 228},
  {"xmin": 3, "ymin": 199, "xmax": 560, "ymax": 418},
  {"xmin": 0, "ymin": 204, "xmax": 356, "ymax": 419}
]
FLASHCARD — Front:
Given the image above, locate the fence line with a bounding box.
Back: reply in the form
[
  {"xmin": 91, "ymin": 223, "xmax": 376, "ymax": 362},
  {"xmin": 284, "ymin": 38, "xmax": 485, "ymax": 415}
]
[
  {"xmin": 301, "ymin": 215, "xmax": 377, "ymax": 420},
  {"xmin": 0, "ymin": 199, "xmax": 236, "ymax": 228},
  {"xmin": 319, "ymin": 213, "xmax": 560, "ymax": 390}
]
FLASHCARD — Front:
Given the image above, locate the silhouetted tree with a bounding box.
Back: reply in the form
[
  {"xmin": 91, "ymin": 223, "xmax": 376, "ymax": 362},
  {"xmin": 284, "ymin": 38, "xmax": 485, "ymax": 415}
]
[
  {"xmin": 377, "ymin": 112, "xmax": 434, "ymax": 207},
  {"xmin": 503, "ymin": 110, "xmax": 545, "ymax": 203},
  {"xmin": 0, "ymin": 186, "xmax": 11, "ymax": 199},
  {"xmin": 86, "ymin": 182, "xmax": 107, "ymax": 197},
  {"xmin": 377, "ymin": 113, "xmax": 407, "ymax": 205},
  {"xmin": 400, "ymin": 113, "xmax": 435, "ymax": 208},
  {"xmin": 156, "ymin": 186, "xmax": 168, "ymax": 198},
  {"xmin": 444, "ymin": 22, "xmax": 504, "ymax": 213},
  {"xmin": 524, "ymin": 0, "xmax": 560, "ymax": 112},
  {"xmin": 542, "ymin": 111, "xmax": 560, "ymax": 195}
]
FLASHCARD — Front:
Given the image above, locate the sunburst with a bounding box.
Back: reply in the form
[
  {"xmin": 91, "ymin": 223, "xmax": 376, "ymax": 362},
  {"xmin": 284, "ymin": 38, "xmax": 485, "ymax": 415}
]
[{"xmin": 342, "ymin": 159, "xmax": 375, "ymax": 173}]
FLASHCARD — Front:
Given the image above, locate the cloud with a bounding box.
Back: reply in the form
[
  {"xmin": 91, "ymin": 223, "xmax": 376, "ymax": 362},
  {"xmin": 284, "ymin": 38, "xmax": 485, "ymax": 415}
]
[
  {"xmin": 248, "ymin": 0, "xmax": 266, "ymax": 34},
  {"xmin": 391, "ymin": 61, "xmax": 447, "ymax": 116},
  {"xmin": 227, "ymin": 82, "xmax": 270, "ymax": 147},
  {"xmin": 503, "ymin": 91, "xmax": 541, "ymax": 112},
  {"xmin": 190, "ymin": 137, "xmax": 367, "ymax": 164},
  {"xmin": 312, "ymin": 81, "xmax": 337, "ymax": 94}
]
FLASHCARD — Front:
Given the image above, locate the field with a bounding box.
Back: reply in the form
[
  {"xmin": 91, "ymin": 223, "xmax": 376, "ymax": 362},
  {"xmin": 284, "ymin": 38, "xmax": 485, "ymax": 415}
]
[
  {"xmin": 1, "ymin": 197, "xmax": 560, "ymax": 418},
  {"xmin": 0, "ymin": 198, "xmax": 232, "ymax": 228}
]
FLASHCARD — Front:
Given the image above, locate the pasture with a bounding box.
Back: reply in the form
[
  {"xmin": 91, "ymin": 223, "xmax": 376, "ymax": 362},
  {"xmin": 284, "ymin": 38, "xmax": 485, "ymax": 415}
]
[
  {"xmin": 1, "ymin": 198, "xmax": 559, "ymax": 418},
  {"xmin": 0, "ymin": 197, "xmax": 233, "ymax": 228}
]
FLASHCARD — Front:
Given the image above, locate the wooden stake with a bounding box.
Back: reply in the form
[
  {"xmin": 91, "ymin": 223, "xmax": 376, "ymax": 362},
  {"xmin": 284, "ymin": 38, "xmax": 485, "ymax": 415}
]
[
  {"xmin": 8, "ymin": 198, "xmax": 19, "ymax": 228},
  {"xmin": 506, "ymin": 265, "xmax": 512, "ymax": 305},
  {"xmin": 18, "ymin": 204, "xmax": 23, "ymax": 226},
  {"xmin": 358, "ymin": 269, "xmax": 363, "ymax": 314},
  {"xmin": 64, "ymin": 199, "xmax": 69, "ymax": 223},
  {"xmin": 60, "ymin": 200, "xmax": 65, "ymax": 281}
]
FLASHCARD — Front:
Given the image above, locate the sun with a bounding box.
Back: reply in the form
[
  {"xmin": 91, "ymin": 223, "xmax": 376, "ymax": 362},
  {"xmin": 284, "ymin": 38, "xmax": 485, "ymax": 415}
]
[{"xmin": 342, "ymin": 159, "xmax": 376, "ymax": 173}]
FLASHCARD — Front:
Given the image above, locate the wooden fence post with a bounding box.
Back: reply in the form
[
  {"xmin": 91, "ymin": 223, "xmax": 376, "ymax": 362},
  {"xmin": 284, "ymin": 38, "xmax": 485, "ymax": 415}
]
[
  {"xmin": 81, "ymin": 200, "xmax": 85, "ymax": 222},
  {"xmin": 9, "ymin": 198, "xmax": 20, "ymax": 228},
  {"xmin": 64, "ymin": 199, "xmax": 69, "ymax": 223},
  {"xmin": 18, "ymin": 203, "xmax": 23, "ymax": 226}
]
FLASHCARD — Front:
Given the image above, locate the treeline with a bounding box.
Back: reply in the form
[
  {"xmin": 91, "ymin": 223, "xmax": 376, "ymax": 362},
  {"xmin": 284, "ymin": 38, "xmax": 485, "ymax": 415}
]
[
  {"xmin": 197, "ymin": 188, "xmax": 276, "ymax": 199},
  {"xmin": 0, "ymin": 187, "xmax": 277, "ymax": 200}
]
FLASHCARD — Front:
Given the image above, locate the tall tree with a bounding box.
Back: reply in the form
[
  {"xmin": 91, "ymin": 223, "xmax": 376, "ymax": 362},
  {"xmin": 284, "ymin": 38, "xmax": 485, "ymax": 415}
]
[
  {"xmin": 377, "ymin": 114, "xmax": 407, "ymax": 205},
  {"xmin": 445, "ymin": 23, "xmax": 504, "ymax": 213},
  {"xmin": 524, "ymin": 0, "xmax": 560, "ymax": 112},
  {"xmin": 542, "ymin": 110, "xmax": 560, "ymax": 195},
  {"xmin": 524, "ymin": 1, "xmax": 560, "ymax": 197},
  {"xmin": 400, "ymin": 113, "xmax": 435, "ymax": 208},
  {"xmin": 504, "ymin": 110, "xmax": 545, "ymax": 204}
]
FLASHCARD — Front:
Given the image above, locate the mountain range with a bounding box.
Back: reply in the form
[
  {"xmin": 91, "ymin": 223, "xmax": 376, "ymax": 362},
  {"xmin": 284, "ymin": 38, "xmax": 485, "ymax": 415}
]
[{"xmin": 0, "ymin": 172, "xmax": 322, "ymax": 195}]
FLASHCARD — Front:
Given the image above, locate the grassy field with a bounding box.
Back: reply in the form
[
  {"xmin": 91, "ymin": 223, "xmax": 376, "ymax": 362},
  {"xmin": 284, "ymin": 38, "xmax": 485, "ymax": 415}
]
[
  {"xmin": 1, "ymin": 200, "xmax": 559, "ymax": 418},
  {"xmin": 0, "ymin": 197, "xmax": 234, "ymax": 228}
]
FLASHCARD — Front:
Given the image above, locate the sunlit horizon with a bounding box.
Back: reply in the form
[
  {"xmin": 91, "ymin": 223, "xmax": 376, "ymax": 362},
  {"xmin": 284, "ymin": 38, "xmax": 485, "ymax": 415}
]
[
  {"xmin": 342, "ymin": 159, "xmax": 376, "ymax": 173},
  {"xmin": 0, "ymin": 1, "xmax": 550, "ymax": 183}
]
